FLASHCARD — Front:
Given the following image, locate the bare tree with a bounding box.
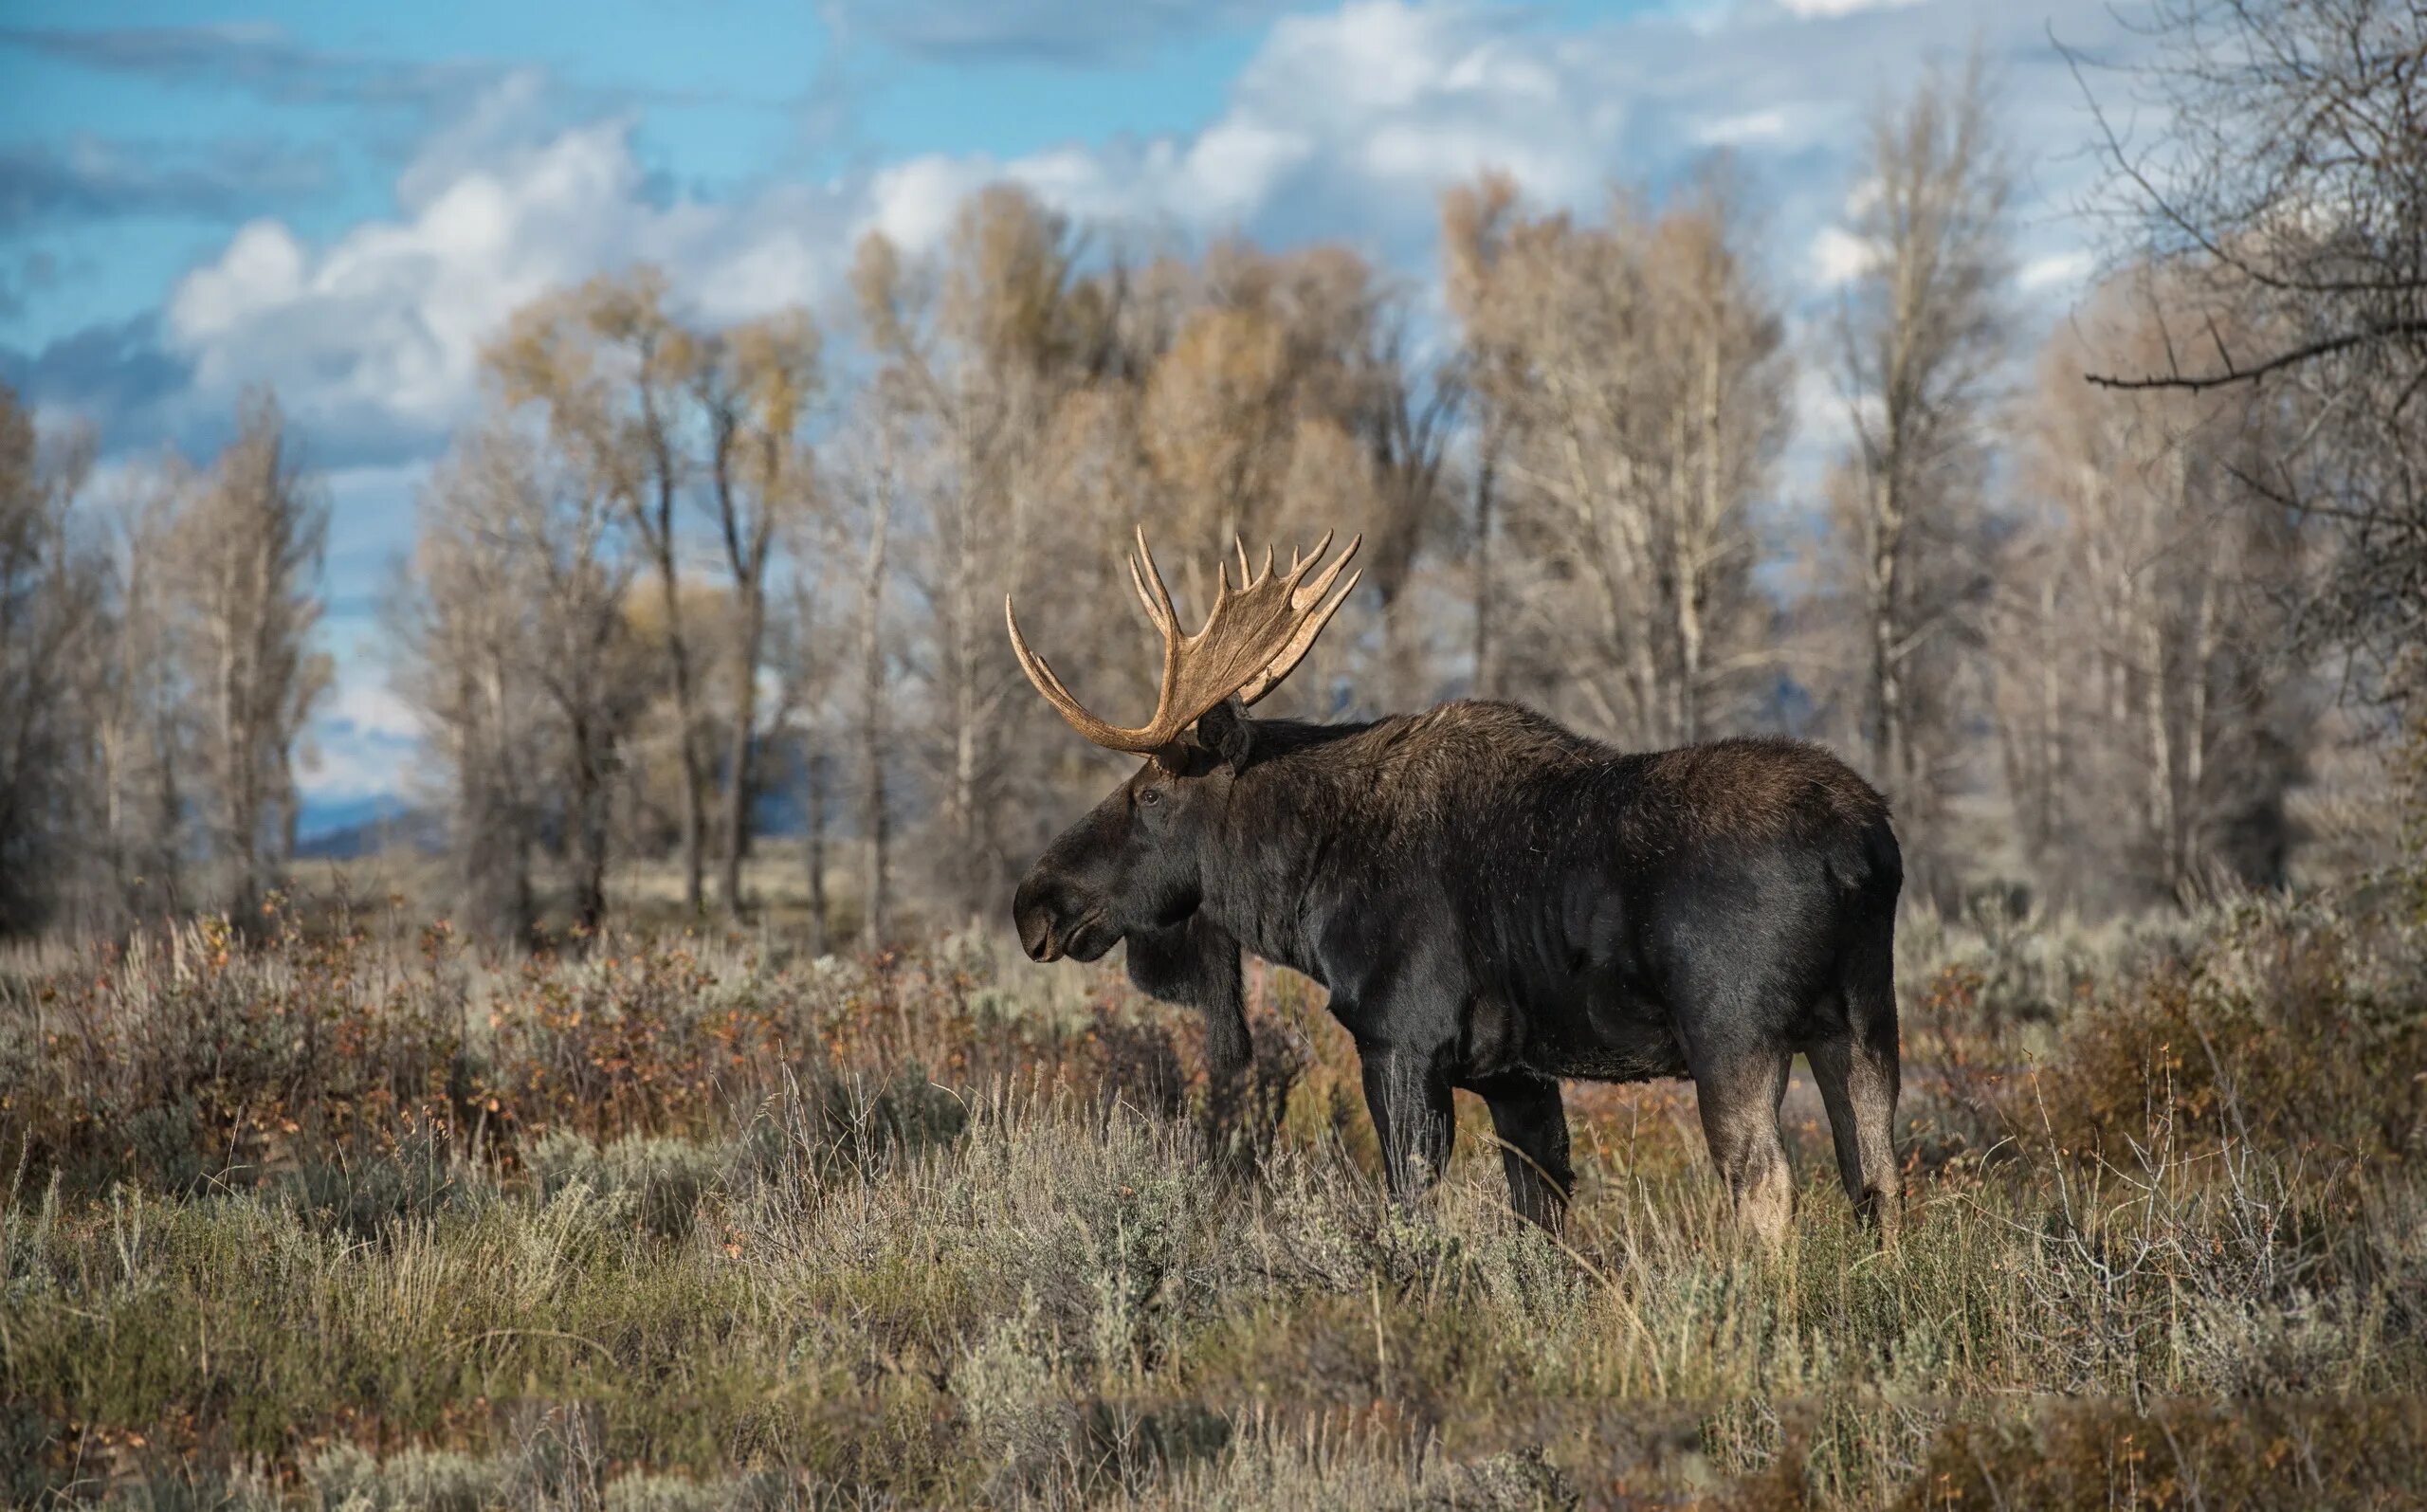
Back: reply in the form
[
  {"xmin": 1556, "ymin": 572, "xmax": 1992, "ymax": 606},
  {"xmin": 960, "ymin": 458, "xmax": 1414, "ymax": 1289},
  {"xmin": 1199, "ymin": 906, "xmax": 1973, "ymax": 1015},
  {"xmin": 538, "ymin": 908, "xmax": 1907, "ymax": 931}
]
[
  {"xmin": 698, "ymin": 310, "xmax": 824, "ymax": 918},
  {"xmin": 849, "ymin": 415, "xmax": 897, "ymax": 954},
  {"xmin": 1446, "ymin": 167, "xmax": 1790, "ymax": 749},
  {"xmin": 1826, "ymin": 55, "xmax": 2012, "ymax": 900},
  {"xmin": 490, "ymin": 269, "xmax": 716, "ymax": 914},
  {"xmin": 769, "ymin": 533, "xmax": 842, "ymax": 953},
  {"xmin": 1442, "ymin": 174, "xmax": 1525, "ymax": 697},
  {"xmin": 854, "ymin": 192, "xmax": 1092, "ymax": 928},
  {"xmin": 0, "ymin": 385, "xmax": 105, "ymax": 935},
  {"xmin": 2073, "ymin": 0, "xmax": 2427, "ymax": 701},
  {"xmin": 1998, "ymin": 273, "xmax": 2310, "ymax": 911},
  {"xmin": 401, "ymin": 415, "xmax": 646, "ymax": 939},
  {"xmin": 1347, "ymin": 285, "xmax": 1461, "ymax": 711},
  {"xmin": 168, "ymin": 392, "xmax": 330, "ymax": 924},
  {"xmin": 93, "ymin": 473, "xmax": 193, "ymax": 927},
  {"xmin": 392, "ymin": 432, "xmax": 546, "ymax": 943}
]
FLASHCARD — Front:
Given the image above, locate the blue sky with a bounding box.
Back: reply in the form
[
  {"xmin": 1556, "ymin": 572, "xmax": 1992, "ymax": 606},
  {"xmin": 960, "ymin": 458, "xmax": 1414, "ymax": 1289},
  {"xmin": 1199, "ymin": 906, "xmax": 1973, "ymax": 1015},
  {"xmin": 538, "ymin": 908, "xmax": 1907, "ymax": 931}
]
[{"xmin": 1, "ymin": 0, "xmax": 2144, "ymax": 824}]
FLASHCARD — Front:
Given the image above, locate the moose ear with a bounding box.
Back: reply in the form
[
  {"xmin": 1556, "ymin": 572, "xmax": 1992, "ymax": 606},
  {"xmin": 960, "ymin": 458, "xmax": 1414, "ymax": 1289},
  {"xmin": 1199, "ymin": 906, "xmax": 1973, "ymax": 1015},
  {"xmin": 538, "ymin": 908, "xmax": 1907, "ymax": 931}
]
[{"xmin": 1195, "ymin": 698, "xmax": 1254, "ymax": 774}]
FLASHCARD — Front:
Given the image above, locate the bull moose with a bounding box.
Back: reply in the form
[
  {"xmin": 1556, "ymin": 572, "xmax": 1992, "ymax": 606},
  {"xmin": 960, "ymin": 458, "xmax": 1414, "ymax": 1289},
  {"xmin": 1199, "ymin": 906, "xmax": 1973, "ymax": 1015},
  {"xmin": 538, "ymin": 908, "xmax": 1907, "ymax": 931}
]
[{"xmin": 1008, "ymin": 529, "xmax": 1903, "ymax": 1242}]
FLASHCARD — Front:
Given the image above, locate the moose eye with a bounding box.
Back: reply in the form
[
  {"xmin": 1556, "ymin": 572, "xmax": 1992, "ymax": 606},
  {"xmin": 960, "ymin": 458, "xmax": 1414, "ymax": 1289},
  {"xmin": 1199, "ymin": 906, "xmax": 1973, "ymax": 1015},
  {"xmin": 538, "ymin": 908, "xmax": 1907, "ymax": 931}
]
[{"xmin": 1136, "ymin": 788, "xmax": 1162, "ymax": 808}]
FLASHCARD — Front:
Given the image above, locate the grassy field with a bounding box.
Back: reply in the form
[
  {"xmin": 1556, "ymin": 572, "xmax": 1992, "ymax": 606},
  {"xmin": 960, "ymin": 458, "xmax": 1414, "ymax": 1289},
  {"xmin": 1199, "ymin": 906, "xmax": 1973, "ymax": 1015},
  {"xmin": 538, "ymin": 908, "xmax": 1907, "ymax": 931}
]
[{"xmin": 4, "ymin": 876, "xmax": 2425, "ymax": 1508}]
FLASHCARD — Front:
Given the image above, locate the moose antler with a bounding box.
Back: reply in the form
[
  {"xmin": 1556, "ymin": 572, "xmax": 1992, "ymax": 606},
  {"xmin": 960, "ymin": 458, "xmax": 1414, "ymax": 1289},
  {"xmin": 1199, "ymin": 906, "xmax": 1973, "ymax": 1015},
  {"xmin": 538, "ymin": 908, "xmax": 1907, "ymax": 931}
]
[{"xmin": 1006, "ymin": 526, "xmax": 1361, "ymax": 754}]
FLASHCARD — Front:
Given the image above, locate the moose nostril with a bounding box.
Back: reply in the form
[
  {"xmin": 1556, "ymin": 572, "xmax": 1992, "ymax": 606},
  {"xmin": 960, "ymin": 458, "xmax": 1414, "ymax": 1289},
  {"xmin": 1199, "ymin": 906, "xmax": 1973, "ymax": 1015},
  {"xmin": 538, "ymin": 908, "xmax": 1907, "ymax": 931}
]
[{"xmin": 1012, "ymin": 877, "xmax": 1062, "ymax": 960}]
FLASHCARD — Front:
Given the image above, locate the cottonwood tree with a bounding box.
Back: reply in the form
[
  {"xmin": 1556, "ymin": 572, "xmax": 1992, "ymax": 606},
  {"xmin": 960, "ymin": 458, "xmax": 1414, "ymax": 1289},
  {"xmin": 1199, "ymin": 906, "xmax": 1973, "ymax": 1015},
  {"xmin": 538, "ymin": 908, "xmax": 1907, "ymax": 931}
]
[
  {"xmin": 167, "ymin": 392, "xmax": 330, "ymax": 925},
  {"xmin": 1317, "ymin": 256, "xmax": 1460, "ymax": 712},
  {"xmin": 490, "ymin": 270, "xmax": 716, "ymax": 915},
  {"xmin": 768, "ymin": 519, "xmax": 844, "ymax": 953},
  {"xmin": 1998, "ymin": 275, "xmax": 2309, "ymax": 911},
  {"xmin": 1825, "ymin": 56, "xmax": 2012, "ymax": 901},
  {"xmin": 392, "ymin": 432, "xmax": 545, "ymax": 943},
  {"xmin": 1133, "ymin": 242, "xmax": 1448, "ymax": 717},
  {"xmin": 1442, "ymin": 174, "xmax": 1526, "ymax": 696},
  {"xmin": 397, "ymin": 419, "xmax": 646, "ymax": 938},
  {"xmin": 697, "ymin": 309, "xmax": 823, "ymax": 918},
  {"xmin": 2076, "ymin": 0, "xmax": 2427, "ymax": 704},
  {"xmin": 853, "ymin": 191, "xmax": 1100, "ymax": 928},
  {"xmin": 1446, "ymin": 167, "xmax": 1791, "ymax": 749},
  {"xmin": 91, "ymin": 477, "xmax": 192, "ymax": 926},
  {"xmin": 0, "ymin": 385, "xmax": 105, "ymax": 934}
]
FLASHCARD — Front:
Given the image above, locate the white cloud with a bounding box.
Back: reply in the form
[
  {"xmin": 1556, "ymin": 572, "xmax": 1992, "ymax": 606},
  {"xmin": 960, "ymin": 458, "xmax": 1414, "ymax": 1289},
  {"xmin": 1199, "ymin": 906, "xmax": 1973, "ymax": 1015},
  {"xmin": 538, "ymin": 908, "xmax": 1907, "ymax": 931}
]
[
  {"xmin": 865, "ymin": 155, "xmax": 998, "ymax": 251},
  {"xmin": 852, "ymin": 1, "xmax": 1628, "ymax": 258},
  {"xmin": 1810, "ymin": 226, "xmax": 1879, "ymax": 285},
  {"xmin": 300, "ymin": 720, "xmax": 418, "ymax": 801},
  {"xmin": 1695, "ymin": 106, "xmax": 1795, "ymax": 146},
  {"xmin": 1776, "ymin": 0, "xmax": 1925, "ymax": 17},
  {"xmin": 162, "ymin": 87, "xmax": 854, "ymax": 464},
  {"xmin": 159, "ymin": 0, "xmax": 2142, "ymax": 467},
  {"xmin": 324, "ymin": 677, "xmax": 420, "ymax": 742},
  {"xmin": 2019, "ymin": 248, "xmax": 2094, "ymax": 292}
]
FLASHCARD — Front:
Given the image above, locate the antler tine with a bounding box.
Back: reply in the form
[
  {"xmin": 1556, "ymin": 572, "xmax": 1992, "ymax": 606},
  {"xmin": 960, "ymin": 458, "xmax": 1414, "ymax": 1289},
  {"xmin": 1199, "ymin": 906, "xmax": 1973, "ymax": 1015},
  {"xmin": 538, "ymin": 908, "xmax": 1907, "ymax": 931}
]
[
  {"xmin": 1235, "ymin": 555, "xmax": 1361, "ymax": 708},
  {"xmin": 1007, "ymin": 594, "xmax": 1135, "ymax": 749},
  {"xmin": 1131, "ymin": 526, "xmax": 1179, "ymax": 634},
  {"xmin": 1286, "ymin": 528, "xmax": 1334, "ymax": 582},
  {"xmin": 1007, "ymin": 523, "xmax": 1362, "ymax": 754},
  {"xmin": 1286, "ymin": 530, "xmax": 1357, "ymax": 611},
  {"xmin": 1128, "ymin": 550, "xmax": 1172, "ymax": 633}
]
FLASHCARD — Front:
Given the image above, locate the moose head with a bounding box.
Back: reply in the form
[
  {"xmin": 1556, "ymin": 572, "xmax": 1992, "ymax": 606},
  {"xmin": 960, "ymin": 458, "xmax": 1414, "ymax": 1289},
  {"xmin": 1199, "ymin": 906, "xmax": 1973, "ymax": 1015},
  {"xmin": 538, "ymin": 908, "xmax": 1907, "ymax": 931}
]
[{"xmin": 1006, "ymin": 527, "xmax": 1359, "ymax": 964}]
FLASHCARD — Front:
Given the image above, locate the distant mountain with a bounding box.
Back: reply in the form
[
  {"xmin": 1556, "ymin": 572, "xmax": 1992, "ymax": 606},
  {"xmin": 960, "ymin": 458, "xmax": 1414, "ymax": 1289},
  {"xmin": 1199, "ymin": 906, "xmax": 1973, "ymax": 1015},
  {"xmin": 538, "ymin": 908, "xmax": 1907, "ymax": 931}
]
[{"xmin": 296, "ymin": 795, "xmax": 442, "ymax": 860}]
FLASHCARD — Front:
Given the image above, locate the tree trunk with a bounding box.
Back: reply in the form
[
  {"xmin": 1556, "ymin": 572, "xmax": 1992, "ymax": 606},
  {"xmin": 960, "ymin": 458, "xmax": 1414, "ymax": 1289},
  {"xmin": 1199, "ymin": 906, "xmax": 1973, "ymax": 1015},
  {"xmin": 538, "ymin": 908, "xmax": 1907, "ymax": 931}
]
[
  {"xmin": 640, "ymin": 407, "xmax": 707, "ymax": 917},
  {"xmin": 858, "ymin": 484, "xmax": 893, "ymax": 955},
  {"xmin": 805, "ymin": 747, "xmax": 830, "ymax": 955},
  {"xmin": 949, "ymin": 504, "xmax": 982, "ymax": 932},
  {"xmin": 1471, "ymin": 418, "xmax": 1500, "ymax": 698},
  {"xmin": 569, "ymin": 711, "xmax": 609, "ymax": 938},
  {"xmin": 720, "ymin": 585, "xmax": 763, "ymax": 920},
  {"xmin": 1867, "ymin": 471, "xmax": 1907, "ymax": 799}
]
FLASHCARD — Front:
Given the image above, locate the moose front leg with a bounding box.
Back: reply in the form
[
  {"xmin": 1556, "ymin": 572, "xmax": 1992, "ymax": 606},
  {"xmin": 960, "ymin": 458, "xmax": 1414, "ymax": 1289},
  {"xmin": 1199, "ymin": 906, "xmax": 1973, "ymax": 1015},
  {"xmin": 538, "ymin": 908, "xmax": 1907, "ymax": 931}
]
[
  {"xmin": 1358, "ymin": 1043, "xmax": 1455, "ymax": 1205},
  {"xmin": 1464, "ymin": 1069, "xmax": 1574, "ymax": 1231}
]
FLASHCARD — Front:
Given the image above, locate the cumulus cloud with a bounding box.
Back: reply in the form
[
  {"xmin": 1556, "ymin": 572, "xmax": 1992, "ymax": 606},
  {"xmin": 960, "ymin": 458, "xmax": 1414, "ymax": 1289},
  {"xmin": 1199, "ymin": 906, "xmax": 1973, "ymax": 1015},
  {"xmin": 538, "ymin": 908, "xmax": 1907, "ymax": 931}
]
[
  {"xmin": 144, "ymin": 0, "xmax": 2143, "ymax": 472},
  {"xmin": 1810, "ymin": 226, "xmax": 1881, "ymax": 285},
  {"xmin": 2019, "ymin": 248, "xmax": 2095, "ymax": 292},
  {"xmin": 323, "ymin": 677, "xmax": 422, "ymax": 744},
  {"xmin": 156, "ymin": 87, "xmax": 860, "ymax": 465},
  {"xmin": 860, "ymin": 1, "xmax": 1641, "ymax": 270}
]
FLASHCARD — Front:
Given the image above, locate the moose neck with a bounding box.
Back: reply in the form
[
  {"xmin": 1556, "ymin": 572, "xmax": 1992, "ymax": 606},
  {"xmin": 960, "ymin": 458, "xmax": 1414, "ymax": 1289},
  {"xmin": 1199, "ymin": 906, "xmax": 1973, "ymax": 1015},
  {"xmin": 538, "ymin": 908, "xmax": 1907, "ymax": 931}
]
[{"xmin": 1193, "ymin": 717, "xmax": 1382, "ymax": 987}]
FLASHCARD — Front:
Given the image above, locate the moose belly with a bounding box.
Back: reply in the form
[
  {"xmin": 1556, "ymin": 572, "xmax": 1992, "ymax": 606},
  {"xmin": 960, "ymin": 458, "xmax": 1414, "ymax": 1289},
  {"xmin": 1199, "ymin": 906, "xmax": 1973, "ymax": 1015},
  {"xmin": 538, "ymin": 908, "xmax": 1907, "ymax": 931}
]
[
  {"xmin": 1461, "ymin": 989, "xmax": 1690, "ymax": 1084},
  {"xmin": 1524, "ymin": 1019, "xmax": 1690, "ymax": 1083}
]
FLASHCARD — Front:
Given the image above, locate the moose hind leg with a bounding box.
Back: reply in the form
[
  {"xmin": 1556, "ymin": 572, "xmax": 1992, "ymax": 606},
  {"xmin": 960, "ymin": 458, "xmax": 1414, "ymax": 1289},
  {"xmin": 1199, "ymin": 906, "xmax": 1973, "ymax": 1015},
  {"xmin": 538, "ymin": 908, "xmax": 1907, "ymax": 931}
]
[
  {"xmin": 1468, "ymin": 1070, "xmax": 1574, "ymax": 1231},
  {"xmin": 1807, "ymin": 1032, "xmax": 1901, "ymax": 1235},
  {"xmin": 1359, "ymin": 1046, "xmax": 1454, "ymax": 1206},
  {"xmin": 1690, "ymin": 1044, "xmax": 1794, "ymax": 1248},
  {"xmin": 1810, "ymin": 917, "xmax": 1903, "ymax": 1235}
]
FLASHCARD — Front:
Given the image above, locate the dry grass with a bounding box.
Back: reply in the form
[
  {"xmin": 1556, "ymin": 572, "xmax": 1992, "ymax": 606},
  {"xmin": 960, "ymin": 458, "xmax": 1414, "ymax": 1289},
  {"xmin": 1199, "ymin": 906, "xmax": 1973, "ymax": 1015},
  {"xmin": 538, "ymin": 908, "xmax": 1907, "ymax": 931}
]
[{"xmin": 3, "ymin": 881, "xmax": 2424, "ymax": 1508}]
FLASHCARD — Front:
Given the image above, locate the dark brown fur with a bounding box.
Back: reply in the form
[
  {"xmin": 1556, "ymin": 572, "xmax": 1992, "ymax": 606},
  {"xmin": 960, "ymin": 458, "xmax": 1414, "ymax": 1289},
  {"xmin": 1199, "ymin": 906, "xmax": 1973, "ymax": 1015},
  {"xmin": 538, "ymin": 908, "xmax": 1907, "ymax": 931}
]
[{"xmin": 1013, "ymin": 698, "xmax": 1905, "ymax": 1241}]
